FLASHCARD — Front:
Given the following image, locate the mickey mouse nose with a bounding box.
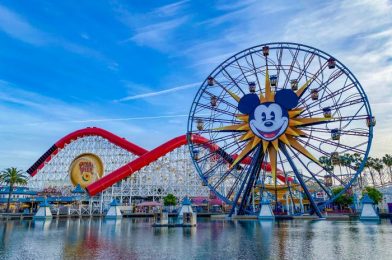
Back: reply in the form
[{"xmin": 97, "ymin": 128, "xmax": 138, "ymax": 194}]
[{"xmin": 264, "ymin": 122, "xmax": 273, "ymax": 127}]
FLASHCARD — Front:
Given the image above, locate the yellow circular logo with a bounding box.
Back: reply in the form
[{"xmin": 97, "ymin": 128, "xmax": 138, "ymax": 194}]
[{"xmin": 69, "ymin": 153, "xmax": 104, "ymax": 188}]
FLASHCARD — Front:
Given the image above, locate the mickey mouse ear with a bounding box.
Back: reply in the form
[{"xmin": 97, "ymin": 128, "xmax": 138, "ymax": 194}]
[
  {"xmin": 275, "ymin": 89, "xmax": 299, "ymax": 110},
  {"xmin": 238, "ymin": 94, "xmax": 260, "ymax": 114}
]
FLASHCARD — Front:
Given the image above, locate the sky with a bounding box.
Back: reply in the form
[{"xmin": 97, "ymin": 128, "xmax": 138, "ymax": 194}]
[{"xmin": 0, "ymin": 0, "xmax": 391, "ymax": 170}]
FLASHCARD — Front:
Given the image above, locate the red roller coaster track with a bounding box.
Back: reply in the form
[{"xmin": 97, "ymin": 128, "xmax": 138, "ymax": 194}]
[{"xmin": 27, "ymin": 127, "xmax": 292, "ymax": 196}]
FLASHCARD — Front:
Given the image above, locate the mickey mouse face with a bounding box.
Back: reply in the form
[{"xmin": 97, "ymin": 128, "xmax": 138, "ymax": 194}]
[
  {"xmin": 250, "ymin": 103, "xmax": 288, "ymax": 141},
  {"xmin": 238, "ymin": 89, "xmax": 299, "ymax": 141}
]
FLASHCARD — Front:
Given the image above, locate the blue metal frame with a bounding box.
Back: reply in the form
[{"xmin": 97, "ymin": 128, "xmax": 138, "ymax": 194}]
[
  {"xmin": 187, "ymin": 42, "xmax": 373, "ymax": 215},
  {"xmin": 280, "ymin": 144, "xmax": 323, "ymax": 218},
  {"xmin": 229, "ymin": 145, "xmax": 263, "ymax": 216}
]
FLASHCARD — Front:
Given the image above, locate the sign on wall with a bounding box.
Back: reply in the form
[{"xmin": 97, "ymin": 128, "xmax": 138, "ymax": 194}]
[{"xmin": 69, "ymin": 153, "xmax": 104, "ymax": 188}]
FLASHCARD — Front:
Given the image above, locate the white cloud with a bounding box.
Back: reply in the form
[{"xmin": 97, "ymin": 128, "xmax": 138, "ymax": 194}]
[
  {"xmin": 152, "ymin": 0, "xmax": 189, "ymax": 17},
  {"xmin": 115, "ymin": 1, "xmax": 190, "ymax": 52},
  {"xmin": 115, "ymin": 82, "xmax": 199, "ymax": 102},
  {"xmin": 0, "ymin": 80, "xmax": 199, "ymax": 169},
  {"xmin": 0, "ymin": 4, "xmax": 114, "ymax": 65},
  {"xmin": 0, "ymin": 4, "xmax": 47, "ymax": 45},
  {"xmin": 170, "ymin": 0, "xmax": 392, "ymax": 158},
  {"xmin": 126, "ymin": 16, "xmax": 189, "ymax": 51},
  {"xmin": 19, "ymin": 114, "xmax": 191, "ymax": 126}
]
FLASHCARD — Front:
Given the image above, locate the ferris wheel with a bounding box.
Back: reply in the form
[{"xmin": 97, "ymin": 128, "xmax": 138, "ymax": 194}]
[{"xmin": 187, "ymin": 42, "xmax": 374, "ymax": 217}]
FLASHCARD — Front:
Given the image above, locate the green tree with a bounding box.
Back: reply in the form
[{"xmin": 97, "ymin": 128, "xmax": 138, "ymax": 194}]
[
  {"xmin": 365, "ymin": 157, "xmax": 376, "ymax": 186},
  {"xmin": 362, "ymin": 186, "xmax": 383, "ymax": 204},
  {"xmin": 352, "ymin": 153, "xmax": 363, "ymax": 170},
  {"xmin": 332, "ymin": 187, "xmax": 353, "ymax": 209},
  {"xmin": 319, "ymin": 156, "xmax": 334, "ymax": 172},
  {"xmin": 0, "ymin": 167, "xmax": 28, "ymax": 213},
  {"xmin": 339, "ymin": 153, "xmax": 354, "ymax": 183},
  {"xmin": 163, "ymin": 193, "xmax": 177, "ymax": 206},
  {"xmin": 382, "ymin": 154, "xmax": 392, "ymax": 182},
  {"xmin": 352, "ymin": 153, "xmax": 364, "ymax": 187}
]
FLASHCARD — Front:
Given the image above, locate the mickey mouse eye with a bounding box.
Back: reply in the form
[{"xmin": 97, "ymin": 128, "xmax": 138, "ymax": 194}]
[
  {"xmin": 270, "ymin": 111, "xmax": 275, "ymax": 120},
  {"xmin": 261, "ymin": 112, "xmax": 266, "ymax": 121}
]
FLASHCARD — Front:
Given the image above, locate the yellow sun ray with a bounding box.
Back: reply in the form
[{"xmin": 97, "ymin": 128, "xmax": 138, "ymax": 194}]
[
  {"xmin": 262, "ymin": 140, "xmax": 269, "ymax": 153},
  {"xmin": 239, "ymin": 131, "xmax": 255, "ymax": 141},
  {"xmin": 287, "ymin": 136, "xmax": 321, "ymax": 166},
  {"xmin": 268, "ymin": 146, "xmax": 277, "ymax": 184},
  {"xmin": 259, "ymin": 90, "xmax": 265, "ymax": 101},
  {"xmin": 236, "ymin": 114, "xmax": 249, "ymax": 122},
  {"xmin": 296, "ymin": 77, "xmax": 315, "ymax": 97},
  {"xmin": 289, "ymin": 119, "xmax": 303, "ymax": 127},
  {"xmin": 251, "ymin": 136, "xmax": 262, "ymax": 148},
  {"xmin": 230, "ymin": 141, "xmax": 254, "ymax": 168},
  {"xmin": 285, "ymin": 127, "xmax": 300, "ymax": 137},
  {"xmin": 278, "ymin": 134, "xmax": 290, "ymax": 146},
  {"xmin": 292, "ymin": 128, "xmax": 308, "ymax": 136},
  {"xmin": 220, "ymin": 86, "xmax": 241, "ymax": 103},
  {"xmin": 271, "ymin": 139, "xmax": 279, "ymax": 151},
  {"xmin": 288, "ymin": 109, "xmax": 304, "ymax": 118},
  {"xmin": 262, "ymin": 69, "xmax": 275, "ymax": 102}
]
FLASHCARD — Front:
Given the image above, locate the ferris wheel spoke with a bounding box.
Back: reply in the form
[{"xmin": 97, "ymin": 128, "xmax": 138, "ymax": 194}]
[
  {"xmin": 233, "ymin": 59, "xmax": 252, "ymax": 85},
  {"xmin": 194, "ymin": 117, "xmax": 243, "ymax": 125},
  {"xmin": 297, "ymin": 51, "xmax": 316, "ymax": 83},
  {"xmin": 298, "ymin": 63, "xmax": 340, "ymax": 104},
  {"xmin": 229, "ymin": 146, "xmax": 263, "ymax": 216},
  {"xmin": 196, "ymin": 103, "xmax": 238, "ymax": 117},
  {"xmin": 287, "ymin": 145, "xmax": 332, "ymax": 198},
  {"xmin": 203, "ymin": 90, "xmax": 239, "ymax": 110},
  {"xmin": 305, "ymin": 134, "xmax": 366, "ymax": 154},
  {"xmin": 296, "ymin": 138, "xmax": 330, "ymax": 157},
  {"xmin": 299, "ymin": 126, "xmax": 369, "ymax": 137},
  {"xmin": 301, "ymin": 97, "xmax": 365, "ymax": 119},
  {"xmin": 273, "ymin": 47, "xmax": 284, "ymax": 92},
  {"xmin": 247, "ymin": 51, "xmax": 262, "ymax": 92},
  {"xmin": 213, "ymin": 164, "xmax": 244, "ymax": 192},
  {"xmin": 300, "ymin": 83, "xmax": 357, "ymax": 117},
  {"xmin": 292, "ymin": 114, "xmax": 368, "ymax": 130},
  {"xmin": 203, "ymin": 159, "xmax": 228, "ymax": 179},
  {"xmin": 281, "ymin": 48, "xmax": 300, "ymax": 89},
  {"xmin": 288, "ymin": 47, "xmax": 301, "ymax": 69},
  {"xmin": 276, "ymin": 151, "xmax": 299, "ymax": 212},
  {"xmin": 237, "ymin": 148, "xmax": 265, "ymax": 215},
  {"xmin": 318, "ymin": 70, "xmax": 345, "ymax": 102},
  {"xmin": 226, "ymin": 166, "xmax": 249, "ymax": 202},
  {"xmin": 280, "ymin": 144, "xmax": 324, "ymax": 217},
  {"xmin": 294, "ymin": 138, "xmax": 358, "ymax": 182},
  {"xmin": 221, "ymin": 67, "xmax": 246, "ymax": 95},
  {"xmin": 195, "ymin": 135, "xmax": 246, "ymax": 164}
]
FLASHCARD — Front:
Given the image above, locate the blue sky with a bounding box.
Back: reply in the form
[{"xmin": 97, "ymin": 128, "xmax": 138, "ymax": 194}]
[{"xmin": 0, "ymin": 0, "xmax": 391, "ymax": 170}]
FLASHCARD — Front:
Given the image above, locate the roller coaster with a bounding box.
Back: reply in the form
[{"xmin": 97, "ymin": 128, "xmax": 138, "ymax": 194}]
[{"xmin": 26, "ymin": 126, "xmax": 299, "ymax": 211}]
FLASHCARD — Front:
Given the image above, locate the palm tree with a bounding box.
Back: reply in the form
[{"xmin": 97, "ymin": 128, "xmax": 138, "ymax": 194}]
[
  {"xmin": 340, "ymin": 153, "xmax": 353, "ymax": 182},
  {"xmin": 382, "ymin": 154, "xmax": 392, "ymax": 183},
  {"xmin": 352, "ymin": 153, "xmax": 363, "ymax": 187},
  {"xmin": 372, "ymin": 158, "xmax": 384, "ymax": 185},
  {"xmin": 0, "ymin": 168, "xmax": 28, "ymax": 213},
  {"xmin": 365, "ymin": 157, "xmax": 376, "ymax": 186}
]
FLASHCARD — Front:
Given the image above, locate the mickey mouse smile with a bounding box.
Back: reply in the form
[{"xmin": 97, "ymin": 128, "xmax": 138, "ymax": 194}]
[
  {"xmin": 249, "ymin": 103, "xmax": 288, "ymax": 141},
  {"xmin": 237, "ymin": 89, "xmax": 299, "ymax": 142},
  {"xmin": 251, "ymin": 122, "xmax": 286, "ymax": 140}
]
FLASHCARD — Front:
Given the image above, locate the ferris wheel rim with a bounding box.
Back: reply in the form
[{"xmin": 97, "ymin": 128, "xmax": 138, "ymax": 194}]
[{"xmin": 187, "ymin": 42, "xmax": 374, "ymax": 213}]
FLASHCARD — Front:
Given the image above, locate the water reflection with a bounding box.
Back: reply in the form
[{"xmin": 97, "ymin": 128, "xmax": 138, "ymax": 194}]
[{"xmin": 0, "ymin": 219, "xmax": 391, "ymax": 259}]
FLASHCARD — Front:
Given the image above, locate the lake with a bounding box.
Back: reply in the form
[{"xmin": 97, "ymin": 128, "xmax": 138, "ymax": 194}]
[{"xmin": 0, "ymin": 218, "xmax": 391, "ymax": 259}]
